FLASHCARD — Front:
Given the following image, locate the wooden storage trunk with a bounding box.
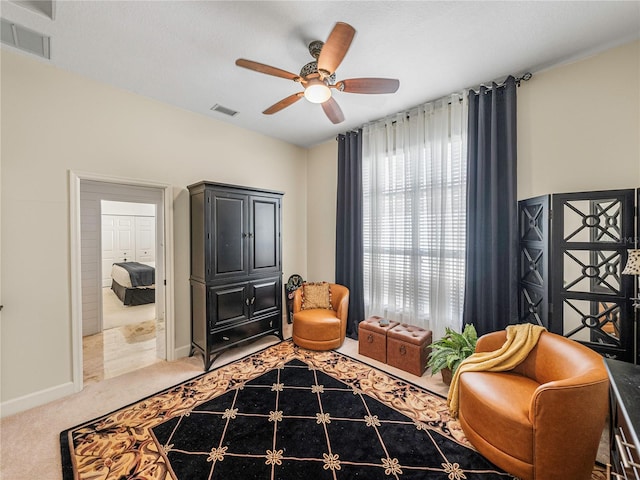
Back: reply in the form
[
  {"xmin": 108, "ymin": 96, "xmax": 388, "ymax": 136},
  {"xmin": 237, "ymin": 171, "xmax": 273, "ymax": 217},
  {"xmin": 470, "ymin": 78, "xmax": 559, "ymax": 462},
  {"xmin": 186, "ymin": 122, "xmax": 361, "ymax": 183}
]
[
  {"xmin": 387, "ymin": 323, "xmax": 433, "ymax": 376},
  {"xmin": 358, "ymin": 316, "xmax": 399, "ymax": 363}
]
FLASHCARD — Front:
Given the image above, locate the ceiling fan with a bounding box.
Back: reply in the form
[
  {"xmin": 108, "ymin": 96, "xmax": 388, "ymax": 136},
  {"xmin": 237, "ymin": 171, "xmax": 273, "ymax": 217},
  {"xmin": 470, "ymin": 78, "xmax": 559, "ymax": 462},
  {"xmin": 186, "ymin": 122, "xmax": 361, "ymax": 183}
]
[{"xmin": 235, "ymin": 22, "xmax": 400, "ymax": 124}]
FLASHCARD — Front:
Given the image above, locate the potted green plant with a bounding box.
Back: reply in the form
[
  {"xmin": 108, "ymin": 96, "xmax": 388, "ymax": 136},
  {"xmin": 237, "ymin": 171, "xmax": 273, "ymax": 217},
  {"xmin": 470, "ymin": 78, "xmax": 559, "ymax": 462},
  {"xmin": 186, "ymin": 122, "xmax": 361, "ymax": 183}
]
[{"xmin": 427, "ymin": 324, "xmax": 478, "ymax": 385}]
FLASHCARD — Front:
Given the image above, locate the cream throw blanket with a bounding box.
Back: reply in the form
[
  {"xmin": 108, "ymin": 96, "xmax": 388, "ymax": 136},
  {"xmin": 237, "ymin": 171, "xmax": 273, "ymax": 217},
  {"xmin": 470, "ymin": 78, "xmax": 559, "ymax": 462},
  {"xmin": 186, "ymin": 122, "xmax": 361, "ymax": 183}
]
[{"xmin": 447, "ymin": 323, "xmax": 547, "ymax": 418}]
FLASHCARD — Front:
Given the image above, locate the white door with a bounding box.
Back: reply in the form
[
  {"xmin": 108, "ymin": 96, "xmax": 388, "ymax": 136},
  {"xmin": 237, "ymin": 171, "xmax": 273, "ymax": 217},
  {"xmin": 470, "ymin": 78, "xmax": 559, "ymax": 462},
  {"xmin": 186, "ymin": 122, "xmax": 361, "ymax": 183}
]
[
  {"xmin": 102, "ymin": 215, "xmax": 136, "ymax": 287},
  {"xmin": 115, "ymin": 216, "xmax": 135, "ymax": 262},
  {"xmin": 136, "ymin": 216, "xmax": 156, "ymax": 263}
]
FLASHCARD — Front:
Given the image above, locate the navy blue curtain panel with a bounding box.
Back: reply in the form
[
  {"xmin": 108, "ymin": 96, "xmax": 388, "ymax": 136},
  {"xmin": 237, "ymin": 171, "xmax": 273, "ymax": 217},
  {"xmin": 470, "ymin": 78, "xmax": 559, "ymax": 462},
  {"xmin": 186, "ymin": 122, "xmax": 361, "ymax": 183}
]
[
  {"xmin": 463, "ymin": 76, "xmax": 519, "ymax": 336},
  {"xmin": 336, "ymin": 131, "xmax": 365, "ymax": 339}
]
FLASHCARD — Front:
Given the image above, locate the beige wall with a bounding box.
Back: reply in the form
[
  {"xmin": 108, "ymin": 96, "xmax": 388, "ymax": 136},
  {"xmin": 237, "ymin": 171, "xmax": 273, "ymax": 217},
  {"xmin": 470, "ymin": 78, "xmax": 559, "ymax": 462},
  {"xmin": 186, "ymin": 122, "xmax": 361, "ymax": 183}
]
[
  {"xmin": 306, "ymin": 140, "xmax": 338, "ymax": 283},
  {"xmin": 0, "ymin": 50, "xmax": 308, "ymax": 405},
  {"xmin": 518, "ymin": 40, "xmax": 640, "ymax": 199}
]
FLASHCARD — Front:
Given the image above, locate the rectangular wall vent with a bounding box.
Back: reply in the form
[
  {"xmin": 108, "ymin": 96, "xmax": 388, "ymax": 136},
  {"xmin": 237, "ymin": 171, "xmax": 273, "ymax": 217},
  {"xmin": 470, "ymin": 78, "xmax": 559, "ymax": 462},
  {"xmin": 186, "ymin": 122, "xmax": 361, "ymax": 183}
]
[
  {"xmin": 1, "ymin": 18, "xmax": 50, "ymax": 59},
  {"xmin": 210, "ymin": 104, "xmax": 239, "ymax": 117},
  {"xmin": 10, "ymin": 1, "xmax": 55, "ymax": 20}
]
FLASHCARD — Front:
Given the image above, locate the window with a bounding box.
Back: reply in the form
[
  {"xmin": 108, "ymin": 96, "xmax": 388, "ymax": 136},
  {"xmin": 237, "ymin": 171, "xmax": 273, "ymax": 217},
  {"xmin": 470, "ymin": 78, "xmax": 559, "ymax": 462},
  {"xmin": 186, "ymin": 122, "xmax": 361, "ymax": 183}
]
[{"xmin": 362, "ymin": 96, "xmax": 467, "ymax": 339}]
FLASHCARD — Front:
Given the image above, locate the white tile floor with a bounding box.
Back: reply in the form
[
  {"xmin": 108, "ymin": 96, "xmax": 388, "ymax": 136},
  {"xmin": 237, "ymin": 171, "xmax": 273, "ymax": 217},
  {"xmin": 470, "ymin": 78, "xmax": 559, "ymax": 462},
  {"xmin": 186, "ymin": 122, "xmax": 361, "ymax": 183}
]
[{"xmin": 83, "ymin": 288, "xmax": 163, "ymax": 384}]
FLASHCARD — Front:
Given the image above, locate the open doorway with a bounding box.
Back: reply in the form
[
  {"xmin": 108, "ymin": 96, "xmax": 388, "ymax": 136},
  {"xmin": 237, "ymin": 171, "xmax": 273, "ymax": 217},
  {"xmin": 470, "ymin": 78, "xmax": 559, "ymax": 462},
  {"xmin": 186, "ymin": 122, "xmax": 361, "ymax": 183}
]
[
  {"xmin": 83, "ymin": 200, "xmax": 163, "ymax": 383},
  {"xmin": 70, "ymin": 174, "xmax": 174, "ymax": 391}
]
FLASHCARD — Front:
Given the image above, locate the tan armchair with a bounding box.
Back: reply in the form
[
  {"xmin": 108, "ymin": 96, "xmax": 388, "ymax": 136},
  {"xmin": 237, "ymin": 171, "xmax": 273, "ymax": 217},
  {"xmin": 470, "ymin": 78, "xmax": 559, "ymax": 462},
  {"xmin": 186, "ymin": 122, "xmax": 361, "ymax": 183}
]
[
  {"xmin": 457, "ymin": 330, "xmax": 609, "ymax": 480},
  {"xmin": 292, "ymin": 283, "xmax": 349, "ymax": 350}
]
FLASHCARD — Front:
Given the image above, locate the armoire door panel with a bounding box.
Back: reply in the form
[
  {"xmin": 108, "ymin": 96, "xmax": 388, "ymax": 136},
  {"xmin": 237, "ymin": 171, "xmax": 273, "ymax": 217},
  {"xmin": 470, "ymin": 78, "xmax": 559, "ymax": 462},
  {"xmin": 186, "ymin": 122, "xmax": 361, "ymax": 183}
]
[
  {"xmin": 252, "ymin": 198, "xmax": 277, "ymax": 269},
  {"xmin": 250, "ymin": 195, "xmax": 281, "ymax": 275},
  {"xmin": 251, "ymin": 277, "xmax": 281, "ymax": 318},
  {"xmin": 213, "ymin": 194, "xmax": 247, "ymax": 278},
  {"xmin": 209, "ymin": 283, "xmax": 249, "ymax": 330}
]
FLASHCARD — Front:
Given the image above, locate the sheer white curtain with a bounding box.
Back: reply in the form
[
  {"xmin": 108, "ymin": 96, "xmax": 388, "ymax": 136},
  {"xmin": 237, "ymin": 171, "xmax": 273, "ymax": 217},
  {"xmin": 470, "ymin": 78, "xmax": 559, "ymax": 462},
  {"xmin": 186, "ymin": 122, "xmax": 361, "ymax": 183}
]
[{"xmin": 362, "ymin": 94, "xmax": 468, "ymax": 340}]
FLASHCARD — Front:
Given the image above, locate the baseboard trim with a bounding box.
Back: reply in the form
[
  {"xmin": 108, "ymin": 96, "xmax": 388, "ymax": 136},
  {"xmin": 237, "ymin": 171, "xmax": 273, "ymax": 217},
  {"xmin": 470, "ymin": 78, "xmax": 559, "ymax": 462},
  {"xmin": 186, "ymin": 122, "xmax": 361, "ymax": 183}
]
[
  {"xmin": 1, "ymin": 381, "xmax": 75, "ymax": 418},
  {"xmin": 174, "ymin": 344, "xmax": 192, "ymax": 359}
]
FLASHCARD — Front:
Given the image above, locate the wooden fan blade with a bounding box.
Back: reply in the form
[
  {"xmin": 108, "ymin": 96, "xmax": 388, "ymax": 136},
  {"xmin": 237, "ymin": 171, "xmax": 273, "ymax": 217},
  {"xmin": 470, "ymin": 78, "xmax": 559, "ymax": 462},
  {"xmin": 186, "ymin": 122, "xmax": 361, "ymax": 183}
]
[
  {"xmin": 317, "ymin": 22, "xmax": 356, "ymax": 75},
  {"xmin": 321, "ymin": 97, "xmax": 345, "ymax": 124},
  {"xmin": 236, "ymin": 59, "xmax": 300, "ymax": 81},
  {"xmin": 340, "ymin": 78, "xmax": 400, "ymax": 94},
  {"xmin": 263, "ymin": 92, "xmax": 304, "ymax": 115}
]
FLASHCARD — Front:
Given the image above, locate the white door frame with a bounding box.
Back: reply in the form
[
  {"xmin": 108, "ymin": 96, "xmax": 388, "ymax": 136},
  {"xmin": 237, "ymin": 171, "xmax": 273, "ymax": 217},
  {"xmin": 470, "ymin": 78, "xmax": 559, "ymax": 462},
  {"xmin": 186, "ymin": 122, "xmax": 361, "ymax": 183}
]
[{"xmin": 69, "ymin": 170, "xmax": 175, "ymax": 393}]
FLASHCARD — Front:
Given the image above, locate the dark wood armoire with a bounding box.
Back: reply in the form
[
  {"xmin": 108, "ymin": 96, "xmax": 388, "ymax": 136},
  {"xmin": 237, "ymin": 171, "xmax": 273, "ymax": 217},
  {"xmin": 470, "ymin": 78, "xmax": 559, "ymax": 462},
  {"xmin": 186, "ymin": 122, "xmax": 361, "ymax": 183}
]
[{"xmin": 188, "ymin": 181, "xmax": 284, "ymax": 370}]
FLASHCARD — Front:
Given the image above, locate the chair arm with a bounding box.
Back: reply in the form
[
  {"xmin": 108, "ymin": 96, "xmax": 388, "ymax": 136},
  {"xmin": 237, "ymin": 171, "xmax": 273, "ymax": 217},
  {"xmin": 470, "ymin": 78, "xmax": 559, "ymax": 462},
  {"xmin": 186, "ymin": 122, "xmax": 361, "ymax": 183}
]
[
  {"xmin": 475, "ymin": 330, "xmax": 508, "ymax": 353},
  {"xmin": 327, "ymin": 284, "xmax": 349, "ymax": 322},
  {"xmin": 293, "ymin": 288, "xmax": 303, "ymax": 314},
  {"xmin": 335, "ymin": 290, "xmax": 350, "ymax": 323},
  {"xmin": 528, "ymin": 375, "xmax": 609, "ymax": 477},
  {"xmin": 529, "ymin": 373, "xmax": 609, "ymax": 425}
]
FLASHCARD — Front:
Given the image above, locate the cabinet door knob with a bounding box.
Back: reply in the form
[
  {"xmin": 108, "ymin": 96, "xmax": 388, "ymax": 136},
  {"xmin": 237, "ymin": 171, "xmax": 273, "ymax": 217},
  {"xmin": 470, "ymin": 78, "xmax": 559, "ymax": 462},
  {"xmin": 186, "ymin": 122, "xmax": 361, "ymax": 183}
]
[
  {"xmin": 245, "ymin": 298, "xmax": 250, "ymax": 306},
  {"xmin": 251, "ymin": 297, "xmax": 255, "ymax": 305}
]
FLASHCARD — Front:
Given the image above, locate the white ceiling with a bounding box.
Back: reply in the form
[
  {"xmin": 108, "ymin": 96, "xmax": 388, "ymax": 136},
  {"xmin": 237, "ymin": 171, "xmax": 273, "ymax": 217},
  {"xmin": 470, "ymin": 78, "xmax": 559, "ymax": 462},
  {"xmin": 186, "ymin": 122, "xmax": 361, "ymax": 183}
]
[{"xmin": 1, "ymin": 1, "xmax": 639, "ymax": 148}]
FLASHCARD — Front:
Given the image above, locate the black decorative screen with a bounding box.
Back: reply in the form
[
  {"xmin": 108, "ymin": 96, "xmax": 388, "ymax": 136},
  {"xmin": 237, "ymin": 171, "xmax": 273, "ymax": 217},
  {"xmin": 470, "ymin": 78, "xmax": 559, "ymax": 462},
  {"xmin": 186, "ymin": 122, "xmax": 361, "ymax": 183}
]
[
  {"xmin": 518, "ymin": 195, "xmax": 550, "ymax": 328},
  {"xmin": 551, "ymin": 190, "xmax": 635, "ymax": 361},
  {"xmin": 562, "ymin": 249, "xmax": 623, "ymax": 295}
]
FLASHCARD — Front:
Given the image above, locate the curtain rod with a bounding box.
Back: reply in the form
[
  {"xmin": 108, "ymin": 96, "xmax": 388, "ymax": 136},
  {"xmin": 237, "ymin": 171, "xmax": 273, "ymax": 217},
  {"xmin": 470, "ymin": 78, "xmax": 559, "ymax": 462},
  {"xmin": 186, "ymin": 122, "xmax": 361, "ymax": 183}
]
[
  {"xmin": 336, "ymin": 72, "xmax": 533, "ymax": 139},
  {"xmin": 337, "ymin": 94, "xmax": 465, "ymax": 137},
  {"xmin": 516, "ymin": 72, "xmax": 533, "ymax": 86},
  {"xmin": 472, "ymin": 72, "xmax": 533, "ymax": 92}
]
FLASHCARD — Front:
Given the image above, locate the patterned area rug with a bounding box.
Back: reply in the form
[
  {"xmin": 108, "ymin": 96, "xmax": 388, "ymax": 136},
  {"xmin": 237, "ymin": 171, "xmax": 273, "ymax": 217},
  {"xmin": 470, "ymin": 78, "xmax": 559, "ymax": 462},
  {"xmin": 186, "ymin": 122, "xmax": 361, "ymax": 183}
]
[{"xmin": 60, "ymin": 341, "xmax": 603, "ymax": 479}]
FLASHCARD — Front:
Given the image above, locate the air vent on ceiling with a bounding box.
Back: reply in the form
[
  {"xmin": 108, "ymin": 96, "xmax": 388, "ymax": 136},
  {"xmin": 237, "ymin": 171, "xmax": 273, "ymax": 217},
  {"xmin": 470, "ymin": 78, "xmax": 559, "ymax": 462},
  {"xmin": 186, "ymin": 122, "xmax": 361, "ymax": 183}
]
[
  {"xmin": 1, "ymin": 18, "xmax": 50, "ymax": 59},
  {"xmin": 11, "ymin": 1, "xmax": 55, "ymax": 20},
  {"xmin": 210, "ymin": 104, "xmax": 238, "ymax": 117}
]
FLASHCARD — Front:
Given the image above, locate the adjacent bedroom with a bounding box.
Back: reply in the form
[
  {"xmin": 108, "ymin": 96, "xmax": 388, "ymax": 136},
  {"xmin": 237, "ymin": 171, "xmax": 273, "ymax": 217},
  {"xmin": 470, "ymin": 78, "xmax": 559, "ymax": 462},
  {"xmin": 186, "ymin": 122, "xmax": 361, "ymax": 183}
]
[{"xmin": 82, "ymin": 200, "xmax": 163, "ymax": 383}]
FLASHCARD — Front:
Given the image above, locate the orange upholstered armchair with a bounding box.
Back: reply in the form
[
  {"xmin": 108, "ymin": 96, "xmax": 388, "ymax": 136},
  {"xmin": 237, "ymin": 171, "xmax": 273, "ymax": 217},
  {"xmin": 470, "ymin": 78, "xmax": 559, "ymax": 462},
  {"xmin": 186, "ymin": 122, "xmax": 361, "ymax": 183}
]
[
  {"xmin": 292, "ymin": 283, "xmax": 349, "ymax": 350},
  {"xmin": 457, "ymin": 330, "xmax": 609, "ymax": 480}
]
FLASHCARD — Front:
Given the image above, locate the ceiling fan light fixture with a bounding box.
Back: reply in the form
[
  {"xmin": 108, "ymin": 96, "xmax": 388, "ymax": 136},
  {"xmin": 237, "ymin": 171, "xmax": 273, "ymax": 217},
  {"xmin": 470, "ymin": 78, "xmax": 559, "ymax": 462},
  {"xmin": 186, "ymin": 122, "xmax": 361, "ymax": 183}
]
[{"xmin": 304, "ymin": 79, "xmax": 331, "ymax": 104}]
